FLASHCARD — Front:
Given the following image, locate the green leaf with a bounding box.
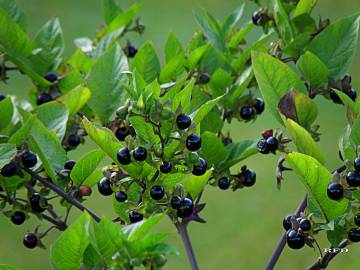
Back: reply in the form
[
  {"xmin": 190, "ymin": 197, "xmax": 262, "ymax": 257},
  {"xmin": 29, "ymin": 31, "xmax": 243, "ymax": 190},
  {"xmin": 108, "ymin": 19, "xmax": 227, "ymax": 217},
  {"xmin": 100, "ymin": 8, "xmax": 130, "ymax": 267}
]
[
  {"xmin": 227, "ymin": 67, "xmax": 253, "ymax": 108},
  {"xmin": 293, "ymin": 0, "xmax": 317, "ymax": 18},
  {"xmin": 209, "ymin": 69, "xmax": 232, "ymax": 98},
  {"xmin": 187, "ymin": 44, "xmax": 210, "ymax": 71},
  {"xmin": 0, "ymin": 97, "xmax": 14, "ymax": 131},
  {"xmin": 8, "ymin": 115, "xmax": 36, "ymax": 146},
  {"xmin": 129, "ymin": 116, "xmax": 160, "ymax": 145},
  {"xmin": 82, "ymin": 245, "xmax": 102, "ymax": 268},
  {"xmin": 222, "ymin": 4, "xmax": 244, "ymax": 34},
  {"xmin": 0, "ymin": 143, "xmax": 17, "ymax": 169},
  {"xmin": 165, "ymin": 32, "xmax": 183, "ymax": 63},
  {"xmin": 125, "ymin": 214, "xmax": 163, "ymax": 241},
  {"xmin": 228, "ymin": 22, "xmax": 253, "ymax": 49},
  {"xmin": 251, "ymin": 51, "xmax": 307, "ymax": 123},
  {"xmin": 0, "ymin": 265, "xmax": 21, "ymax": 270},
  {"xmin": 159, "ymin": 54, "xmax": 185, "ymax": 83},
  {"xmin": 83, "ymin": 168, "xmax": 103, "ymax": 187},
  {"xmin": 181, "ymin": 169, "xmax": 212, "ymax": 198},
  {"xmin": 284, "ymin": 118, "xmax": 325, "ymax": 164},
  {"xmin": 103, "ymin": 0, "xmax": 122, "ymax": 24},
  {"xmin": 220, "ymin": 140, "xmax": 258, "ymax": 170},
  {"xmin": 273, "ymin": 0, "xmax": 294, "ymax": 42},
  {"xmin": 172, "ymin": 79, "xmax": 195, "ymax": 113},
  {"xmin": 161, "ymin": 173, "xmax": 185, "ymax": 189},
  {"xmin": 306, "ymin": 13, "xmax": 360, "ymax": 78},
  {"xmin": 351, "ymin": 114, "xmax": 360, "ymax": 146},
  {"xmin": 106, "ymin": 3, "xmax": 142, "ymax": 34},
  {"xmin": 0, "ymin": 0, "xmax": 26, "ymax": 30},
  {"xmin": 190, "ymin": 95, "xmax": 223, "ymax": 125},
  {"xmin": 70, "ymin": 149, "xmax": 105, "ymax": 185},
  {"xmin": 132, "ymin": 41, "xmax": 160, "ymax": 83},
  {"xmin": 58, "ymin": 86, "xmax": 91, "ymax": 116},
  {"xmin": 285, "ymin": 152, "xmax": 348, "ymax": 221},
  {"xmin": 200, "ymin": 132, "xmax": 227, "ymax": 167},
  {"xmin": 87, "ymin": 45, "xmax": 128, "ymax": 122},
  {"xmin": 51, "ymin": 212, "xmax": 90, "ymax": 270},
  {"xmin": 339, "ymin": 125, "xmax": 356, "ymax": 161},
  {"xmin": 297, "ymin": 51, "xmax": 329, "ymax": 88}
]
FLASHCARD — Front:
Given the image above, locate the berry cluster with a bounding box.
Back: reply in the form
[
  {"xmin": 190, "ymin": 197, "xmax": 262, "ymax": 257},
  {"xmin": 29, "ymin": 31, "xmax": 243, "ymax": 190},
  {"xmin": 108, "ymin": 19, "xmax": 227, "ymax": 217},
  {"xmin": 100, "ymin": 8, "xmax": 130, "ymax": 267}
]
[
  {"xmin": 256, "ymin": 130, "xmax": 281, "ymax": 154},
  {"xmin": 283, "ymin": 215, "xmax": 312, "ymax": 249},
  {"xmin": 329, "ymin": 74, "xmax": 357, "ymax": 104},
  {"xmin": 240, "ymin": 98, "xmax": 265, "ymax": 120},
  {"xmin": 1, "ymin": 150, "xmax": 38, "ymax": 178},
  {"xmin": 348, "ymin": 214, "xmax": 360, "ymax": 243}
]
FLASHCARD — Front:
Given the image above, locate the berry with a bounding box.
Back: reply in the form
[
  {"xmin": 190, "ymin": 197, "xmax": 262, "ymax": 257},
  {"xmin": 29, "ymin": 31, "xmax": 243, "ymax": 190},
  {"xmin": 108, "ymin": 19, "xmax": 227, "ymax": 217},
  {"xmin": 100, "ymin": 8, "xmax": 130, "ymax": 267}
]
[
  {"xmin": 240, "ymin": 106, "xmax": 256, "ymax": 120},
  {"xmin": 23, "ymin": 233, "xmax": 38, "ymax": 249},
  {"xmin": 347, "ymin": 89, "xmax": 357, "ymax": 101},
  {"xmin": 254, "ymin": 98, "xmax": 265, "ymax": 114},
  {"xmin": 354, "ymin": 157, "xmax": 360, "ymax": 172},
  {"xmin": 117, "ymin": 148, "xmax": 131, "ymax": 165},
  {"xmin": 115, "ymin": 191, "xmax": 127, "ymax": 202},
  {"xmin": 177, "ymin": 198, "xmax": 194, "ymax": 218},
  {"xmin": 186, "ymin": 134, "xmax": 201, "ymax": 151},
  {"xmin": 252, "ymin": 11, "xmax": 261, "ymax": 25},
  {"xmin": 283, "ymin": 215, "xmax": 293, "ymax": 231},
  {"xmin": 36, "ymin": 93, "xmax": 53, "ymax": 105},
  {"xmin": 266, "ymin": 136, "xmax": 279, "ymax": 152},
  {"xmin": 129, "ymin": 210, "xmax": 143, "ymax": 223},
  {"xmin": 192, "ymin": 158, "xmax": 207, "ymax": 176},
  {"xmin": 176, "ymin": 114, "xmax": 192, "ymax": 130},
  {"xmin": 150, "ymin": 185, "xmax": 165, "ymax": 200},
  {"xmin": 11, "ymin": 211, "xmax": 26, "ymax": 225},
  {"xmin": 171, "ymin": 196, "xmax": 182, "ymax": 209},
  {"xmin": 0, "ymin": 94, "xmax": 6, "ymax": 101},
  {"xmin": 30, "ymin": 193, "xmax": 47, "ymax": 213},
  {"xmin": 68, "ymin": 134, "xmax": 81, "ymax": 148},
  {"xmin": 124, "ymin": 45, "xmax": 138, "ymax": 58},
  {"xmin": 327, "ymin": 183, "xmax": 344, "ymax": 200},
  {"xmin": 354, "ymin": 214, "xmax": 360, "ymax": 227},
  {"xmin": 346, "ymin": 171, "xmax": 360, "ymax": 187},
  {"xmin": 348, "ymin": 228, "xmax": 360, "ymax": 242},
  {"xmin": 64, "ymin": 160, "xmax": 76, "ymax": 170},
  {"xmin": 97, "ymin": 178, "xmax": 113, "ymax": 196},
  {"xmin": 133, "ymin": 147, "xmax": 147, "ymax": 161},
  {"xmin": 1, "ymin": 162, "xmax": 17, "ymax": 177},
  {"xmin": 286, "ymin": 229, "xmax": 305, "ymax": 249},
  {"xmin": 79, "ymin": 185, "xmax": 92, "ymax": 197},
  {"xmin": 198, "ymin": 73, "xmax": 211, "ymax": 84},
  {"xmin": 21, "ymin": 152, "xmax": 37, "ymax": 168},
  {"xmin": 160, "ymin": 162, "xmax": 172, "ymax": 174},
  {"xmin": 299, "ymin": 219, "xmax": 311, "ymax": 232},
  {"xmin": 243, "ymin": 169, "xmax": 256, "ymax": 187},
  {"xmin": 115, "ymin": 127, "xmax": 129, "ymax": 141},
  {"xmin": 222, "ymin": 137, "xmax": 233, "ymax": 145},
  {"xmin": 44, "ymin": 72, "xmax": 58, "ymax": 83},
  {"xmin": 218, "ymin": 177, "xmax": 230, "ymax": 190},
  {"xmin": 257, "ymin": 139, "xmax": 270, "ymax": 154}
]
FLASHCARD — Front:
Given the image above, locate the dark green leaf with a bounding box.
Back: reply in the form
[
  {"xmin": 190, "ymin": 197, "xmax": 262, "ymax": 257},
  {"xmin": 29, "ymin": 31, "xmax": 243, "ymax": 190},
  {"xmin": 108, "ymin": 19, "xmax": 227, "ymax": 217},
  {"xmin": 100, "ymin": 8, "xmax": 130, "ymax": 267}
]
[
  {"xmin": 0, "ymin": 97, "xmax": 14, "ymax": 131},
  {"xmin": 200, "ymin": 132, "xmax": 227, "ymax": 166},
  {"xmin": 297, "ymin": 51, "xmax": 329, "ymax": 88},
  {"xmin": 165, "ymin": 32, "xmax": 183, "ymax": 63},
  {"xmin": 103, "ymin": 0, "xmax": 122, "ymax": 24},
  {"xmin": 0, "ymin": 0, "xmax": 26, "ymax": 30},
  {"xmin": 132, "ymin": 41, "xmax": 160, "ymax": 83},
  {"xmin": 0, "ymin": 143, "xmax": 17, "ymax": 169},
  {"xmin": 58, "ymin": 86, "xmax": 91, "ymax": 116}
]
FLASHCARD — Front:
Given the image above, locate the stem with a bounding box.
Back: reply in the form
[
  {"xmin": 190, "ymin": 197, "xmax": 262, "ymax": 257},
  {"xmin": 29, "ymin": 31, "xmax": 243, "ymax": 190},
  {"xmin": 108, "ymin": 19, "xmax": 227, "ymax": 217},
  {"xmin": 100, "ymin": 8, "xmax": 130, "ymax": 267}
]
[
  {"xmin": 265, "ymin": 194, "xmax": 308, "ymax": 270},
  {"xmin": 175, "ymin": 222, "xmax": 200, "ymax": 270}
]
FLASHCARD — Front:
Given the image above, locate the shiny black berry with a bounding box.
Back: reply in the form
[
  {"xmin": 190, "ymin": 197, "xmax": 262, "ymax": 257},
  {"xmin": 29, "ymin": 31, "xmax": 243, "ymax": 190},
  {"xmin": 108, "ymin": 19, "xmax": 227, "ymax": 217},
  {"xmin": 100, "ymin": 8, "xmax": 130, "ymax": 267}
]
[
  {"xmin": 355, "ymin": 214, "xmax": 360, "ymax": 227},
  {"xmin": 252, "ymin": 11, "xmax": 261, "ymax": 25},
  {"xmin": 21, "ymin": 152, "xmax": 37, "ymax": 168},
  {"xmin": 171, "ymin": 196, "xmax": 182, "ymax": 209},
  {"xmin": 30, "ymin": 193, "xmax": 47, "ymax": 213},
  {"xmin": 346, "ymin": 171, "xmax": 360, "ymax": 187},
  {"xmin": 266, "ymin": 136, "xmax": 279, "ymax": 152},
  {"xmin": 129, "ymin": 210, "xmax": 143, "ymax": 223},
  {"xmin": 36, "ymin": 93, "xmax": 53, "ymax": 105},
  {"xmin": 115, "ymin": 127, "xmax": 129, "ymax": 141},
  {"xmin": 150, "ymin": 185, "xmax": 165, "ymax": 200},
  {"xmin": 97, "ymin": 178, "xmax": 113, "ymax": 196},
  {"xmin": 286, "ymin": 229, "xmax": 305, "ymax": 249},
  {"xmin": 124, "ymin": 45, "xmax": 138, "ymax": 58},
  {"xmin": 176, "ymin": 114, "xmax": 192, "ymax": 130},
  {"xmin": 254, "ymin": 98, "xmax": 265, "ymax": 114},
  {"xmin": 243, "ymin": 169, "xmax": 256, "ymax": 187},
  {"xmin": 64, "ymin": 160, "xmax": 76, "ymax": 170},
  {"xmin": 348, "ymin": 228, "xmax": 360, "ymax": 242},
  {"xmin": 327, "ymin": 183, "xmax": 344, "ymax": 200},
  {"xmin": 177, "ymin": 198, "xmax": 194, "ymax": 218},
  {"xmin": 1, "ymin": 162, "xmax": 17, "ymax": 177},
  {"xmin": 11, "ymin": 211, "xmax": 26, "ymax": 225},
  {"xmin": 240, "ymin": 106, "xmax": 256, "ymax": 120},
  {"xmin": 0, "ymin": 94, "xmax": 6, "ymax": 101},
  {"xmin": 115, "ymin": 191, "xmax": 127, "ymax": 202},
  {"xmin": 160, "ymin": 162, "xmax": 172, "ymax": 174},
  {"xmin": 299, "ymin": 219, "xmax": 311, "ymax": 232},
  {"xmin": 192, "ymin": 158, "xmax": 207, "ymax": 176},
  {"xmin": 133, "ymin": 147, "xmax": 147, "ymax": 161},
  {"xmin": 68, "ymin": 134, "xmax": 81, "ymax": 148},
  {"xmin": 186, "ymin": 134, "xmax": 201, "ymax": 151},
  {"xmin": 354, "ymin": 157, "xmax": 360, "ymax": 172},
  {"xmin": 117, "ymin": 147, "xmax": 131, "ymax": 165},
  {"xmin": 257, "ymin": 139, "xmax": 270, "ymax": 154},
  {"xmin": 198, "ymin": 73, "xmax": 211, "ymax": 84},
  {"xmin": 283, "ymin": 215, "xmax": 293, "ymax": 231},
  {"xmin": 23, "ymin": 233, "xmax": 38, "ymax": 249},
  {"xmin": 218, "ymin": 177, "xmax": 230, "ymax": 190},
  {"xmin": 44, "ymin": 72, "xmax": 58, "ymax": 83}
]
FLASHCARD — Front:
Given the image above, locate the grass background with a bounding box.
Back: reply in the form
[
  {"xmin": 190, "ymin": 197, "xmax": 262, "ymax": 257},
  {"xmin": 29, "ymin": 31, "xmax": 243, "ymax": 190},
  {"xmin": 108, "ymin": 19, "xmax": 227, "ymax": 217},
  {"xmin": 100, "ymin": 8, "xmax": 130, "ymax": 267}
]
[{"xmin": 1, "ymin": 0, "xmax": 360, "ymax": 269}]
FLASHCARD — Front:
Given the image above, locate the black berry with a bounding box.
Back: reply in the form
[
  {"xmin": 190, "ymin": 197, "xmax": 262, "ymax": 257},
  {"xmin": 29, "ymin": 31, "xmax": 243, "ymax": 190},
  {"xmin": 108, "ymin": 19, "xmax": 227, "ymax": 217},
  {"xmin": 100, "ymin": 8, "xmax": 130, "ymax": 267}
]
[
  {"xmin": 254, "ymin": 98, "xmax": 265, "ymax": 114},
  {"xmin": 354, "ymin": 214, "xmax": 360, "ymax": 227},
  {"xmin": 240, "ymin": 106, "xmax": 256, "ymax": 120},
  {"xmin": 222, "ymin": 137, "xmax": 233, "ymax": 145},
  {"xmin": 327, "ymin": 183, "xmax": 344, "ymax": 200},
  {"xmin": 176, "ymin": 114, "xmax": 192, "ymax": 130},
  {"xmin": 348, "ymin": 228, "xmax": 360, "ymax": 242},
  {"xmin": 354, "ymin": 157, "xmax": 360, "ymax": 172},
  {"xmin": 23, "ymin": 233, "xmax": 38, "ymax": 249},
  {"xmin": 346, "ymin": 171, "xmax": 360, "ymax": 187},
  {"xmin": 198, "ymin": 73, "xmax": 211, "ymax": 84},
  {"xmin": 243, "ymin": 169, "xmax": 256, "ymax": 187},
  {"xmin": 150, "ymin": 185, "xmax": 165, "ymax": 200},
  {"xmin": 192, "ymin": 158, "xmax": 207, "ymax": 176},
  {"xmin": 286, "ymin": 229, "xmax": 305, "ymax": 249},
  {"xmin": 0, "ymin": 94, "xmax": 6, "ymax": 101},
  {"xmin": 252, "ymin": 11, "xmax": 261, "ymax": 25},
  {"xmin": 218, "ymin": 177, "xmax": 230, "ymax": 190},
  {"xmin": 115, "ymin": 127, "xmax": 129, "ymax": 141},
  {"xmin": 44, "ymin": 72, "xmax": 58, "ymax": 83},
  {"xmin": 257, "ymin": 139, "xmax": 270, "ymax": 154},
  {"xmin": 36, "ymin": 93, "xmax": 53, "ymax": 105},
  {"xmin": 186, "ymin": 134, "xmax": 201, "ymax": 151},
  {"xmin": 64, "ymin": 160, "xmax": 76, "ymax": 170},
  {"xmin": 160, "ymin": 162, "xmax": 172, "ymax": 174},
  {"xmin": 117, "ymin": 147, "xmax": 131, "ymax": 165},
  {"xmin": 283, "ymin": 215, "xmax": 293, "ymax": 231},
  {"xmin": 177, "ymin": 198, "xmax": 194, "ymax": 218},
  {"xmin": 21, "ymin": 152, "xmax": 37, "ymax": 168},
  {"xmin": 133, "ymin": 147, "xmax": 147, "ymax": 161},
  {"xmin": 1, "ymin": 162, "xmax": 17, "ymax": 177},
  {"xmin": 124, "ymin": 45, "xmax": 138, "ymax": 58},
  {"xmin": 11, "ymin": 211, "xmax": 26, "ymax": 225},
  {"xmin": 171, "ymin": 196, "xmax": 182, "ymax": 209},
  {"xmin": 347, "ymin": 89, "xmax": 357, "ymax": 101},
  {"xmin": 299, "ymin": 219, "xmax": 311, "ymax": 232},
  {"xmin": 115, "ymin": 191, "xmax": 127, "ymax": 202},
  {"xmin": 97, "ymin": 178, "xmax": 113, "ymax": 196},
  {"xmin": 68, "ymin": 134, "xmax": 81, "ymax": 148},
  {"xmin": 129, "ymin": 210, "xmax": 143, "ymax": 223},
  {"xmin": 266, "ymin": 136, "xmax": 279, "ymax": 152},
  {"xmin": 30, "ymin": 193, "xmax": 47, "ymax": 213}
]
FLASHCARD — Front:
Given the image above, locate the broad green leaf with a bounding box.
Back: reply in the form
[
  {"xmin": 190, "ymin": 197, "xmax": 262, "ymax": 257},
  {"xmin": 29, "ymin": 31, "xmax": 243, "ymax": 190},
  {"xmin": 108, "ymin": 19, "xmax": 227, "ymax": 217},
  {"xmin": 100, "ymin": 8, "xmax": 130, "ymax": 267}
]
[
  {"xmin": 285, "ymin": 152, "xmax": 348, "ymax": 221},
  {"xmin": 306, "ymin": 13, "xmax": 360, "ymax": 78},
  {"xmin": 283, "ymin": 32, "xmax": 312, "ymax": 56},
  {"xmin": 58, "ymin": 86, "xmax": 91, "ymax": 116},
  {"xmin": 161, "ymin": 173, "xmax": 185, "ymax": 189},
  {"xmin": 190, "ymin": 95, "xmax": 223, "ymax": 125},
  {"xmin": 284, "ymin": 118, "xmax": 325, "ymax": 164},
  {"xmin": 159, "ymin": 54, "xmax": 185, "ymax": 83},
  {"xmin": 93, "ymin": 29, "xmax": 124, "ymax": 60},
  {"xmin": 106, "ymin": 3, "xmax": 142, "ymax": 34},
  {"xmin": 222, "ymin": 4, "xmax": 244, "ymax": 34},
  {"xmin": 331, "ymin": 89, "xmax": 356, "ymax": 112},
  {"xmin": 83, "ymin": 168, "xmax": 103, "ymax": 187},
  {"xmin": 273, "ymin": 0, "xmax": 294, "ymax": 42},
  {"xmin": 57, "ymin": 70, "xmax": 85, "ymax": 93},
  {"xmin": 220, "ymin": 140, "xmax": 258, "ymax": 170},
  {"xmin": 0, "ymin": 0, "xmax": 26, "ymax": 30},
  {"xmin": 8, "ymin": 115, "xmax": 36, "ymax": 146},
  {"xmin": 228, "ymin": 22, "xmax": 253, "ymax": 49},
  {"xmin": 293, "ymin": 0, "xmax": 317, "ymax": 18},
  {"xmin": 0, "ymin": 97, "xmax": 14, "ymax": 131},
  {"xmin": 227, "ymin": 67, "xmax": 253, "ymax": 108},
  {"xmin": 51, "ymin": 213, "xmax": 90, "ymax": 270},
  {"xmin": 138, "ymin": 232, "xmax": 171, "ymax": 251},
  {"xmin": 209, "ymin": 69, "xmax": 232, "ymax": 98},
  {"xmin": 132, "ymin": 41, "xmax": 160, "ymax": 83},
  {"xmin": 0, "ymin": 174, "xmax": 28, "ymax": 192},
  {"xmin": 297, "ymin": 51, "xmax": 329, "ymax": 88},
  {"xmin": 0, "ymin": 265, "xmax": 21, "ymax": 270},
  {"xmin": 70, "ymin": 149, "xmax": 105, "ymax": 185},
  {"xmin": 125, "ymin": 214, "xmax": 163, "ymax": 241},
  {"xmin": 172, "ymin": 79, "xmax": 195, "ymax": 113},
  {"xmin": 251, "ymin": 51, "xmax": 307, "ymax": 123},
  {"xmin": 112, "ymin": 182, "xmax": 141, "ymax": 222},
  {"xmin": 0, "ymin": 143, "xmax": 17, "ymax": 169},
  {"xmin": 129, "ymin": 116, "xmax": 160, "ymax": 145},
  {"xmin": 187, "ymin": 44, "xmax": 210, "ymax": 71},
  {"xmin": 165, "ymin": 32, "xmax": 183, "ymax": 63},
  {"xmin": 82, "ymin": 245, "xmax": 102, "ymax": 268},
  {"xmin": 200, "ymin": 111, "xmax": 223, "ymax": 134},
  {"xmin": 87, "ymin": 45, "xmax": 128, "ymax": 122},
  {"xmin": 181, "ymin": 169, "xmax": 212, "ymax": 198},
  {"xmin": 68, "ymin": 49, "xmax": 94, "ymax": 74},
  {"xmin": 201, "ymin": 46, "xmax": 232, "ymax": 74},
  {"xmin": 103, "ymin": 0, "xmax": 122, "ymax": 24},
  {"xmin": 339, "ymin": 125, "xmax": 356, "ymax": 162},
  {"xmin": 200, "ymin": 132, "xmax": 227, "ymax": 167}
]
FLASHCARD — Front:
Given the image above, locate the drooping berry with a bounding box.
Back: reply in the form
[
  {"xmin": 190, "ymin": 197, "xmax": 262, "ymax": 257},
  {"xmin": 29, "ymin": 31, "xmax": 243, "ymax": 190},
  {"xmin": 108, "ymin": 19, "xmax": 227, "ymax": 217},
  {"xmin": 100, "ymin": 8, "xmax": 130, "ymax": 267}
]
[
  {"xmin": 97, "ymin": 178, "xmax": 113, "ymax": 196},
  {"xmin": 186, "ymin": 134, "xmax": 201, "ymax": 151},
  {"xmin": 23, "ymin": 233, "xmax": 38, "ymax": 249},
  {"xmin": 254, "ymin": 98, "xmax": 265, "ymax": 114},
  {"xmin": 354, "ymin": 214, "xmax": 360, "ymax": 227},
  {"xmin": 124, "ymin": 45, "xmax": 138, "ymax": 58},
  {"xmin": 44, "ymin": 72, "xmax": 58, "ymax": 83},
  {"xmin": 0, "ymin": 94, "xmax": 6, "ymax": 101},
  {"xmin": 354, "ymin": 157, "xmax": 360, "ymax": 172},
  {"xmin": 240, "ymin": 106, "xmax": 256, "ymax": 120},
  {"xmin": 218, "ymin": 177, "xmax": 230, "ymax": 190},
  {"xmin": 21, "ymin": 152, "xmax": 37, "ymax": 168},
  {"xmin": 299, "ymin": 219, "xmax": 311, "ymax": 232},
  {"xmin": 346, "ymin": 171, "xmax": 360, "ymax": 187},
  {"xmin": 11, "ymin": 211, "xmax": 26, "ymax": 225},
  {"xmin": 257, "ymin": 139, "xmax": 270, "ymax": 154},
  {"xmin": 117, "ymin": 147, "xmax": 131, "ymax": 165},
  {"xmin": 327, "ymin": 183, "xmax": 344, "ymax": 200},
  {"xmin": 177, "ymin": 198, "xmax": 194, "ymax": 218},
  {"xmin": 266, "ymin": 136, "xmax": 279, "ymax": 152},
  {"xmin": 68, "ymin": 134, "xmax": 81, "ymax": 148},
  {"xmin": 36, "ymin": 93, "xmax": 53, "ymax": 105},
  {"xmin": 171, "ymin": 196, "xmax": 182, "ymax": 209},
  {"xmin": 160, "ymin": 162, "xmax": 172, "ymax": 174},
  {"xmin": 129, "ymin": 210, "xmax": 143, "ymax": 223},
  {"xmin": 133, "ymin": 147, "xmax": 147, "ymax": 161},
  {"xmin": 115, "ymin": 191, "xmax": 127, "ymax": 202},
  {"xmin": 243, "ymin": 169, "xmax": 256, "ymax": 187},
  {"xmin": 286, "ymin": 229, "xmax": 305, "ymax": 249},
  {"xmin": 150, "ymin": 185, "xmax": 165, "ymax": 200},
  {"xmin": 1, "ymin": 162, "xmax": 17, "ymax": 177},
  {"xmin": 115, "ymin": 127, "xmax": 129, "ymax": 141},
  {"xmin": 176, "ymin": 114, "xmax": 192, "ymax": 130},
  {"xmin": 192, "ymin": 158, "xmax": 207, "ymax": 176},
  {"xmin": 348, "ymin": 228, "xmax": 360, "ymax": 242},
  {"xmin": 198, "ymin": 73, "xmax": 211, "ymax": 84},
  {"xmin": 283, "ymin": 215, "xmax": 293, "ymax": 231},
  {"xmin": 64, "ymin": 160, "xmax": 76, "ymax": 170},
  {"xmin": 30, "ymin": 193, "xmax": 47, "ymax": 213}
]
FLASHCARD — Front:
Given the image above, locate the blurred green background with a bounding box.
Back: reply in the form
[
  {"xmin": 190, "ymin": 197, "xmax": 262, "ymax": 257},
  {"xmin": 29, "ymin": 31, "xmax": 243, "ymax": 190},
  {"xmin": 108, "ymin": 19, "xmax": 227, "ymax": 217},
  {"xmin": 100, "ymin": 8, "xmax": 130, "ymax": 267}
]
[{"xmin": 1, "ymin": 0, "xmax": 360, "ymax": 269}]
